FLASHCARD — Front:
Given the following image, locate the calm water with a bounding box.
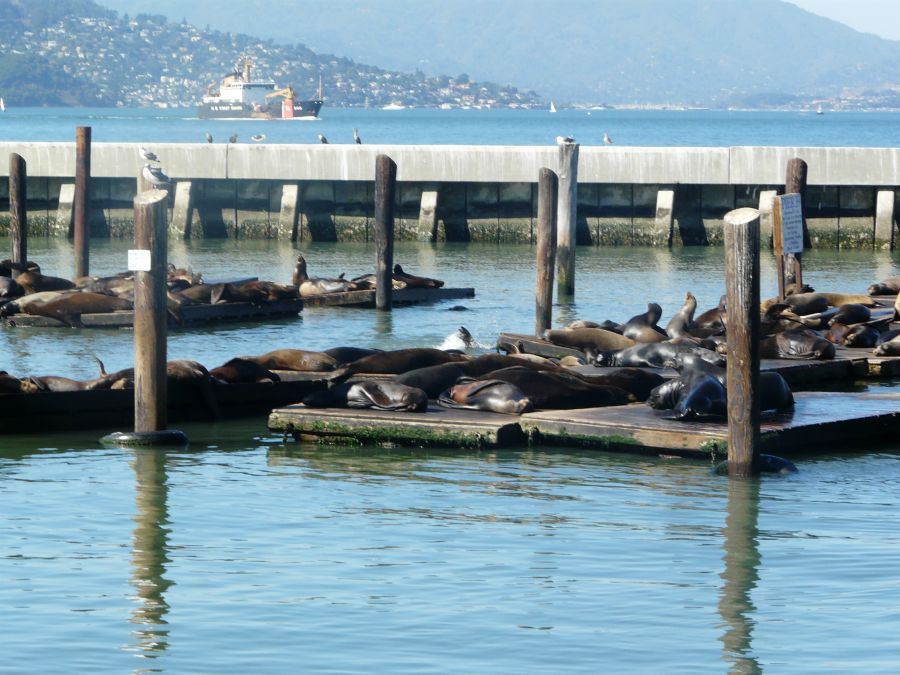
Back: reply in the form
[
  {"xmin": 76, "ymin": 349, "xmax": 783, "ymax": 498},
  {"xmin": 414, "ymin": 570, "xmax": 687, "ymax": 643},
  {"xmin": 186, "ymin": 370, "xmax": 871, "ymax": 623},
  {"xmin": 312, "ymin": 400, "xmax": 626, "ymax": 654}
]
[
  {"xmin": 2, "ymin": 105, "xmax": 900, "ymax": 671},
  {"xmin": 1, "ymin": 237, "xmax": 899, "ymax": 671},
  {"xmin": 2, "ymin": 107, "xmax": 900, "ymax": 147}
]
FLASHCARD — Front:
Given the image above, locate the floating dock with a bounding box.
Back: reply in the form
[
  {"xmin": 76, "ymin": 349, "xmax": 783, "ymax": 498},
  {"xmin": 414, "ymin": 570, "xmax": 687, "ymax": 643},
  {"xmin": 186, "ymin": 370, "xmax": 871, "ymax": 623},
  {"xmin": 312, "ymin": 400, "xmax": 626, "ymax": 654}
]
[
  {"xmin": 301, "ymin": 286, "xmax": 474, "ymax": 308},
  {"xmin": 268, "ymin": 390, "xmax": 900, "ymax": 456}
]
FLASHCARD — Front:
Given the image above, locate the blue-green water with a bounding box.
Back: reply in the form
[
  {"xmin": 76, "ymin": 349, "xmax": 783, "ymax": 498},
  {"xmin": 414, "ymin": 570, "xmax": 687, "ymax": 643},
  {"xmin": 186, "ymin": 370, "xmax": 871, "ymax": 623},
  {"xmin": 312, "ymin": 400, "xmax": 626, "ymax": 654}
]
[{"xmin": 1, "ymin": 237, "xmax": 899, "ymax": 671}]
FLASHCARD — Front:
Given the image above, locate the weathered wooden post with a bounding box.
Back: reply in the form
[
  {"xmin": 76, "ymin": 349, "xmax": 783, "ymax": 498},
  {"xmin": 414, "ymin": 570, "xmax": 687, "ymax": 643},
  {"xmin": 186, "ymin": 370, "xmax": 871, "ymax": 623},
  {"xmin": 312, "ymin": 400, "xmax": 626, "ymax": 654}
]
[
  {"xmin": 783, "ymin": 158, "xmax": 808, "ymax": 288},
  {"xmin": 535, "ymin": 167, "xmax": 558, "ymax": 335},
  {"xmin": 374, "ymin": 154, "xmax": 397, "ymax": 311},
  {"xmin": 723, "ymin": 207, "xmax": 761, "ymax": 477},
  {"xmin": 556, "ymin": 138, "xmax": 579, "ymax": 296},
  {"xmin": 9, "ymin": 153, "xmax": 27, "ymax": 265},
  {"xmin": 73, "ymin": 126, "xmax": 91, "ymax": 278}
]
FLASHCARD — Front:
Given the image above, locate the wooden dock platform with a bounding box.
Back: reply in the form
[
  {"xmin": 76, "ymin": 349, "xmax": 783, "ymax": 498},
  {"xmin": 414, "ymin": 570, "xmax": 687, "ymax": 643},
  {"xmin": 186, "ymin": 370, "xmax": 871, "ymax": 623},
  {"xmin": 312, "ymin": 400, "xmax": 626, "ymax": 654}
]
[
  {"xmin": 2, "ymin": 299, "xmax": 303, "ymax": 329},
  {"xmin": 301, "ymin": 287, "xmax": 474, "ymax": 308},
  {"xmin": 268, "ymin": 390, "xmax": 900, "ymax": 456}
]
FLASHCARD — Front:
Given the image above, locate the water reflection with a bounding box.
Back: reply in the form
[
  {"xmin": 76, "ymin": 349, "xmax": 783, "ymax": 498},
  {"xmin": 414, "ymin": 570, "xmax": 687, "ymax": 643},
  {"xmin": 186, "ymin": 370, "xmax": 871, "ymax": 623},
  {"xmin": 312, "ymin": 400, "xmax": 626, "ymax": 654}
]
[
  {"xmin": 718, "ymin": 478, "xmax": 762, "ymax": 673},
  {"xmin": 128, "ymin": 450, "xmax": 173, "ymax": 667}
]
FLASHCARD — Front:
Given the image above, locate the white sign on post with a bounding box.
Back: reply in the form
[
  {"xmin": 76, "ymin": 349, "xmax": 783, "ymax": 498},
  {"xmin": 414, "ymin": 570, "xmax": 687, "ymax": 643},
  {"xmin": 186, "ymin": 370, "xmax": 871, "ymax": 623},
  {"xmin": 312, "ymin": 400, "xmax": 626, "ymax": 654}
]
[
  {"xmin": 128, "ymin": 249, "xmax": 152, "ymax": 272},
  {"xmin": 778, "ymin": 193, "xmax": 804, "ymax": 254}
]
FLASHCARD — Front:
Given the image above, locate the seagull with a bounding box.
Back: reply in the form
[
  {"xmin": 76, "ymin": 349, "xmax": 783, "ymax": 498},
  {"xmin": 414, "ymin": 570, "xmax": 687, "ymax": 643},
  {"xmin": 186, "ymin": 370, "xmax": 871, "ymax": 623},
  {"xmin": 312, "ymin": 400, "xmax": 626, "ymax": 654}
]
[
  {"xmin": 555, "ymin": 135, "xmax": 575, "ymax": 144},
  {"xmin": 353, "ymin": 128, "xmax": 362, "ymax": 144},
  {"xmin": 603, "ymin": 132, "xmax": 613, "ymax": 145},
  {"xmin": 229, "ymin": 133, "xmax": 238, "ymax": 144},
  {"xmin": 139, "ymin": 145, "xmax": 158, "ymax": 162},
  {"xmin": 251, "ymin": 134, "xmax": 266, "ymax": 142},
  {"xmin": 205, "ymin": 131, "xmax": 213, "ymax": 143},
  {"xmin": 142, "ymin": 163, "xmax": 171, "ymax": 188},
  {"xmin": 318, "ymin": 133, "xmax": 329, "ymax": 144}
]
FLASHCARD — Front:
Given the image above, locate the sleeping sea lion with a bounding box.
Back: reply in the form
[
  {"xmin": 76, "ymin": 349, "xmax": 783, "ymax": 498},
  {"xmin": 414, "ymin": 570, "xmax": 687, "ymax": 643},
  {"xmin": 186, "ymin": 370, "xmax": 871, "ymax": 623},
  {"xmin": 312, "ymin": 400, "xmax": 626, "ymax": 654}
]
[
  {"xmin": 867, "ymin": 276, "xmax": 900, "ymax": 296},
  {"xmin": 393, "ymin": 363, "xmax": 468, "ymax": 398},
  {"xmin": 595, "ymin": 342, "xmax": 726, "ymax": 369},
  {"xmin": 759, "ymin": 329, "xmax": 835, "ymax": 360},
  {"xmin": 438, "ymin": 379, "xmax": 533, "ymax": 415},
  {"xmin": 210, "ymin": 358, "xmax": 280, "ymax": 383},
  {"xmin": 323, "ymin": 346, "xmax": 384, "ymax": 364},
  {"xmin": 476, "ymin": 366, "xmax": 633, "ymax": 409},
  {"xmin": 1, "ymin": 291, "xmax": 132, "ymax": 326},
  {"xmin": 828, "ymin": 303, "xmax": 871, "ymax": 326},
  {"xmin": 839, "ymin": 324, "xmax": 881, "ymax": 349},
  {"xmin": 543, "ymin": 328, "xmax": 635, "ymax": 360},
  {"xmin": 874, "ymin": 334, "xmax": 900, "ymax": 356},
  {"xmin": 0, "ymin": 259, "xmax": 39, "ymax": 277},
  {"xmin": 242, "ymin": 349, "xmax": 338, "ymax": 372},
  {"xmin": 647, "ymin": 371, "xmax": 727, "ymax": 420},
  {"xmin": 392, "ymin": 264, "xmax": 444, "ymax": 288},
  {"xmin": 0, "ymin": 371, "xmax": 41, "ymax": 393},
  {"xmin": 303, "ymin": 381, "xmax": 428, "ymax": 412},
  {"xmin": 331, "ymin": 348, "xmax": 471, "ymax": 379},
  {"xmin": 0, "ymin": 276, "xmax": 25, "ymax": 298},
  {"xmin": 14, "ymin": 270, "xmax": 76, "ymax": 294}
]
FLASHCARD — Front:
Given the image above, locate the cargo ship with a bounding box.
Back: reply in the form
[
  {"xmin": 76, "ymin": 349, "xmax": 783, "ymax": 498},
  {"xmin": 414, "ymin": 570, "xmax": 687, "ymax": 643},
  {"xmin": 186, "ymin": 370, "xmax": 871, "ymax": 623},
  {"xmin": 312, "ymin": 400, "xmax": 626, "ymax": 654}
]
[{"xmin": 198, "ymin": 61, "xmax": 323, "ymax": 120}]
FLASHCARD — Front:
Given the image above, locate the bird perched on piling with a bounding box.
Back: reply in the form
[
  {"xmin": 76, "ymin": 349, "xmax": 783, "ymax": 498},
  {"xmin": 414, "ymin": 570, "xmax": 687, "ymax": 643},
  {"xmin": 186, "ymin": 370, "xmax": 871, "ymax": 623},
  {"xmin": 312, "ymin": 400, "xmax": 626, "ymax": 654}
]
[
  {"xmin": 353, "ymin": 128, "xmax": 362, "ymax": 144},
  {"xmin": 229, "ymin": 133, "xmax": 238, "ymax": 144},
  {"xmin": 318, "ymin": 133, "xmax": 329, "ymax": 144},
  {"xmin": 603, "ymin": 132, "xmax": 613, "ymax": 145},
  {"xmin": 142, "ymin": 163, "xmax": 171, "ymax": 188},
  {"xmin": 139, "ymin": 145, "xmax": 159, "ymax": 162},
  {"xmin": 555, "ymin": 135, "xmax": 575, "ymax": 144},
  {"xmin": 251, "ymin": 134, "xmax": 266, "ymax": 142},
  {"xmin": 205, "ymin": 131, "xmax": 213, "ymax": 143}
]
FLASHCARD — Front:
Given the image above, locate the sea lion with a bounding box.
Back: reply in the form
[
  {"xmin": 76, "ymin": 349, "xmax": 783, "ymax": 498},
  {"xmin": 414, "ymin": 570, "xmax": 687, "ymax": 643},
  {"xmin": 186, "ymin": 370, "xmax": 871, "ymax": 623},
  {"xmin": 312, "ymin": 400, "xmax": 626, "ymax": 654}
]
[
  {"xmin": 867, "ymin": 276, "xmax": 900, "ymax": 296},
  {"xmin": 323, "ymin": 346, "xmax": 384, "ymax": 364},
  {"xmin": 874, "ymin": 334, "xmax": 900, "ymax": 356},
  {"xmin": 840, "ymin": 324, "xmax": 881, "ymax": 349},
  {"xmin": 242, "ymin": 349, "xmax": 338, "ymax": 372},
  {"xmin": 566, "ymin": 319, "xmax": 603, "ymax": 329},
  {"xmin": 392, "ymin": 264, "xmax": 444, "ymax": 288},
  {"xmin": 331, "ymin": 348, "xmax": 471, "ymax": 379},
  {"xmin": 828, "ymin": 303, "xmax": 871, "ymax": 326},
  {"xmin": 692, "ymin": 295, "xmax": 727, "ymax": 336},
  {"xmin": 578, "ymin": 367, "xmax": 667, "ymax": 402},
  {"xmin": 303, "ymin": 381, "xmax": 428, "ymax": 412},
  {"xmin": 476, "ymin": 366, "xmax": 634, "ymax": 409},
  {"xmin": 210, "ymin": 358, "xmax": 280, "ymax": 384},
  {"xmin": 0, "ymin": 291, "xmax": 132, "ymax": 326},
  {"xmin": 0, "ymin": 371, "xmax": 41, "ymax": 393},
  {"xmin": 0, "ymin": 276, "xmax": 24, "ymax": 298},
  {"xmin": 292, "ymin": 256, "xmax": 362, "ymax": 296},
  {"xmin": 0, "ymin": 259, "xmax": 39, "ymax": 277},
  {"xmin": 594, "ymin": 342, "xmax": 726, "ymax": 369},
  {"xmin": 650, "ymin": 364, "xmax": 794, "ymax": 414},
  {"xmin": 174, "ymin": 283, "xmax": 215, "ymax": 304},
  {"xmin": 393, "ymin": 363, "xmax": 468, "ymax": 398},
  {"xmin": 622, "ymin": 302, "xmax": 667, "ymax": 342},
  {"xmin": 665, "ymin": 292, "xmax": 697, "ymax": 339},
  {"xmin": 438, "ymin": 379, "xmax": 533, "ymax": 415},
  {"xmin": 759, "ymin": 329, "xmax": 835, "ymax": 360},
  {"xmin": 14, "ymin": 270, "xmax": 76, "ymax": 294},
  {"xmin": 22, "ymin": 374, "xmax": 119, "ymax": 392},
  {"xmin": 542, "ymin": 328, "xmax": 636, "ymax": 360},
  {"xmin": 210, "ymin": 280, "xmax": 290, "ymax": 305},
  {"xmin": 762, "ymin": 291, "xmax": 877, "ymax": 314},
  {"xmin": 74, "ymin": 272, "xmax": 134, "ymax": 295},
  {"xmin": 647, "ymin": 371, "xmax": 727, "ymax": 420},
  {"xmin": 167, "ymin": 264, "xmax": 202, "ymax": 286}
]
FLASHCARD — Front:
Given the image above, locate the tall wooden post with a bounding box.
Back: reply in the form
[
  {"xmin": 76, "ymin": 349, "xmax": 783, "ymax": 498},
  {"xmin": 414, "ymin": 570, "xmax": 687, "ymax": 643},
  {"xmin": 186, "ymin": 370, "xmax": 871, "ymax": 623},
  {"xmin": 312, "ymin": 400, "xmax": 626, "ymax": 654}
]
[
  {"xmin": 535, "ymin": 168, "xmax": 558, "ymax": 335},
  {"xmin": 374, "ymin": 154, "xmax": 396, "ymax": 311},
  {"xmin": 74, "ymin": 126, "xmax": 91, "ymax": 278},
  {"xmin": 9, "ymin": 153, "xmax": 27, "ymax": 265},
  {"xmin": 724, "ymin": 207, "xmax": 761, "ymax": 477},
  {"xmin": 134, "ymin": 190, "xmax": 170, "ymax": 433},
  {"xmin": 783, "ymin": 158, "xmax": 808, "ymax": 287},
  {"xmin": 556, "ymin": 139, "xmax": 579, "ymax": 296}
]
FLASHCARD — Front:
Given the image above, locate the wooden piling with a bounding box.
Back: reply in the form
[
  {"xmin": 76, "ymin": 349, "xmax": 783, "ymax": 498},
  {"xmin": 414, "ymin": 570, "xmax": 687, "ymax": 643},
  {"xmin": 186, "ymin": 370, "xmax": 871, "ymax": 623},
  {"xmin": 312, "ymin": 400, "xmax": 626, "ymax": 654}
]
[
  {"xmin": 535, "ymin": 168, "xmax": 559, "ymax": 335},
  {"xmin": 8, "ymin": 153, "xmax": 27, "ymax": 265},
  {"xmin": 724, "ymin": 207, "xmax": 761, "ymax": 477},
  {"xmin": 73, "ymin": 126, "xmax": 91, "ymax": 278},
  {"xmin": 133, "ymin": 189, "xmax": 170, "ymax": 432},
  {"xmin": 556, "ymin": 140, "xmax": 579, "ymax": 296},
  {"xmin": 783, "ymin": 158, "xmax": 808, "ymax": 287},
  {"xmin": 374, "ymin": 154, "xmax": 397, "ymax": 311}
]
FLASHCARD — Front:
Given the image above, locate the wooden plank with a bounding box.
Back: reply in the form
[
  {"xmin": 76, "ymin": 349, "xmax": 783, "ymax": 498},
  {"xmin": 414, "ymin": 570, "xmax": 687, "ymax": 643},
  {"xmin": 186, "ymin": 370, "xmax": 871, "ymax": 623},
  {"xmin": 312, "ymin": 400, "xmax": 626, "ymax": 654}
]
[
  {"xmin": 268, "ymin": 403, "xmax": 524, "ymax": 448},
  {"xmin": 301, "ymin": 286, "xmax": 475, "ymax": 308}
]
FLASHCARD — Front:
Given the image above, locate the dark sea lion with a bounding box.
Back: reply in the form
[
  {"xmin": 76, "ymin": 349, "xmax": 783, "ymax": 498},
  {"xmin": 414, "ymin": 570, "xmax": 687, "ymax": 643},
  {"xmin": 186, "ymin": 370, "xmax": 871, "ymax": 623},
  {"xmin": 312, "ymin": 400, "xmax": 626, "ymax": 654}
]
[
  {"xmin": 332, "ymin": 348, "xmax": 471, "ymax": 378},
  {"xmin": 839, "ymin": 324, "xmax": 880, "ymax": 348},
  {"xmin": 0, "ymin": 371, "xmax": 41, "ymax": 393},
  {"xmin": 623, "ymin": 302, "xmax": 665, "ymax": 335},
  {"xmin": 868, "ymin": 276, "xmax": 900, "ymax": 296},
  {"xmin": 323, "ymin": 346, "xmax": 384, "ymax": 363},
  {"xmin": 210, "ymin": 281, "xmax": 271, "ymax": 305},
  {"xmin": 0, "ymin": 259, "xmax": 39, "ymax": 277},
  {"xmin": 873, "ymin": 334, "xmax": 900, "ymax": 356},
  {"xmin": 292, "ymin": 256, "xmax": 362, "ymax": 296},
  {"xmin": 648, "ymin": 371, "xmax": 727, "ymax": 420},
  {"xmin": 303, "ymin": 381, "xmax": 428, "ymax": 412},
  {"xmin": 578, "ymin": 367, "xmax": 667, "ymax": 402},
  {"xmin": 392, "ymin": 264, "xmax": 444, "ymax": 288},
  {"xmin": 175, "ymin": 284, "xmax": 216, "ymax": 304},
  {"xmin": 828, "ymin": 303, "xmax": 871, "ymax": 326},
  {"xmin": 15, "ymin": 270, "xmax": 76, "ymax": 294},
  {"xmin": 464, "ymin": 353, "xmax": 564, "ymax": 375},
  {"xmin": 167, "ymin": 264, "xmax": 202, "ymax": 286},
  {"xmin": 876, "ymin": 328, "xmax": 900, "ymax": 345},
  {"xmin": 23, "ymin": 374, "xmax": 118, "ymax": 392},
  {"xmin": 393, "ymin": 363, "xmax": 468, "ymax": 398},
  {"xmin": 74, "ymin": 272, "xmax": 134, "ymax": 294},
  {"xmin": 243, "ymin": 348, "xmax": 338, "ymax": 372},
  {"xmin": 210, "ymin": 358, "xmax": 280, "ymax": 383},
  {"xmin": 0, "ymin": 276, "xmax": 24, "ymax": 298},
  {"xmin": 595, "ymin": 342, "xmax": 726, "ymax": 369},
  {"xmin": 543, "ymin": 328, "xmax": 636, "ymax": 360},
  {"xmin": 439, "ymin": 379, "xmax": 533, "ymax": 415},
  {"xmin": 784, "ymin": 283, "xmax": 815, "ymax": 296},
  {"xmin": 665, "ymin": 292, "xmax": 697, "ymax": 339},
  {"xmin": 477, "ymin": 366, "xmax": 633, "ymax": 409},
  {"xmin": 760, "ymin": 329, "xmax": 835, "ymax": 360}
]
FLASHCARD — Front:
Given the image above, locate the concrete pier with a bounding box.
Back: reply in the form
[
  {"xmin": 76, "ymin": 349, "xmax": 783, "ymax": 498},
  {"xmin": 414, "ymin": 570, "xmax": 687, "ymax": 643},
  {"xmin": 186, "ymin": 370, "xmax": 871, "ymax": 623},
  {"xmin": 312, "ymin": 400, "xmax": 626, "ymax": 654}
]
[{"xmin": 0, "ymin": 142, "xmax": 898, "ymax": 249}]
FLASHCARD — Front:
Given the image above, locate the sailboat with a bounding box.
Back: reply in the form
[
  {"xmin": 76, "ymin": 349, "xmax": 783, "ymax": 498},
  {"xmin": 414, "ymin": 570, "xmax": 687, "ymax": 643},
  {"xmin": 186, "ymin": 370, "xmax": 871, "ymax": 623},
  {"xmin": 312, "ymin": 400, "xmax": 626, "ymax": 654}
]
[
  {"xmin": 0, "ymin": 98, "xmax": 5, "ymax": 112},
  {"xmin": 816, "ymin": 104, "xmax": 824, "ymax": 115},
  {"xmin": 549, "ymin": 101, "xmax": 557, "ymax": 113}
]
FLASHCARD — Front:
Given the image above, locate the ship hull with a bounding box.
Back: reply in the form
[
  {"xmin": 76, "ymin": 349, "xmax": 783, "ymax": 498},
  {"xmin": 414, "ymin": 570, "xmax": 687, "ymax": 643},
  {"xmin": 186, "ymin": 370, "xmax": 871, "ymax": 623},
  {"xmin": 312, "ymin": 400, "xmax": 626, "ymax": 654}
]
[{"xmin": 198, "ymin": 99, "xmax": 323, "ymax": 120}]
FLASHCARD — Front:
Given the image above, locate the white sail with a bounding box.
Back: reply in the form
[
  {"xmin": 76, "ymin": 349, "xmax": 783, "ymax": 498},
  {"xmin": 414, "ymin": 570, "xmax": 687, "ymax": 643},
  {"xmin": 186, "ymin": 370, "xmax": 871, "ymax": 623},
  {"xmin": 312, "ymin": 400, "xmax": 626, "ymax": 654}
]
[
  {"xmin": 549, "ymin": 101, "xmax": 557, "ymax": 113},
  {"xmin": 0, "ymin": 98, "xmax": 5, "ymax": 112}
]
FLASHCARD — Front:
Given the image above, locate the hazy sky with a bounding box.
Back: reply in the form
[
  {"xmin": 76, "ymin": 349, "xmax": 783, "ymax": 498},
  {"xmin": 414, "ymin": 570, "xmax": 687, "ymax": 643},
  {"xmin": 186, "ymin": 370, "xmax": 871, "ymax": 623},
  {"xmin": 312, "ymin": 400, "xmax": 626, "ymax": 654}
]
[{"xmin": 790, "ymin": 0, "xmax": 900, "ymax": 41}]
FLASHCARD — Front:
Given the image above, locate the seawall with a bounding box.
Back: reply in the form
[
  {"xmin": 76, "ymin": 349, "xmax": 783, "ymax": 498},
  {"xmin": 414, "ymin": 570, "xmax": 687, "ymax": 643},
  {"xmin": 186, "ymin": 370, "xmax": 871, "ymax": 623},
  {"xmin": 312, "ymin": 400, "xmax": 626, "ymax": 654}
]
[{"xmin": 0, "ymin": 142, "xmax": 897, "ymax": 249}]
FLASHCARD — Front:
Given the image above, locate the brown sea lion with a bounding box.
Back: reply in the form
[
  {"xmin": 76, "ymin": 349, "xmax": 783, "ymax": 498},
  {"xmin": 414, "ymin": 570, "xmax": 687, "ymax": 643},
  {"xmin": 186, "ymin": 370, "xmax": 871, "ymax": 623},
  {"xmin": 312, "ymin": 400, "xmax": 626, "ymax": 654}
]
[
  {"xmin": 566, "ymin": 319, "xmax": 603, "ymax": 329},
  {"xmin": 692, "ymin": 295, "xmax": 727, "ymax": 336},
  {"xmin": 175, "ymin": 284, "xmax": 216, "ymax": 304},
  {"xmin": 15, "ymin": 270, "xmax": 76, "ymax": 294},
  {"xmin": 0, "ymin": 371, "xmax": 41, "ymax": 393},
  {"xmin": 392, "ymin": 264, "xmax": 444, "ymax": 288},
  {"xmin": 323, "ymin": 346, "xmax": 384, "ymax": 363},
  {"xmin": 0, "ymin": 276, "xmax": 25, "ymax": 298},
  {"xmin": 292, "ymin": 256, "xmax": 363, "ymax": 296},
  {"xmin": 210, "ymin": 358, "xmax": 280, "ymax": 384},
  {"xmin": 303, "ymin": 381, "xmax": 428, "ymax": 412},
  {"xmin": 828, "ymin": 303, "xmax": 871, "ymax": 326},
  {"xmin": 476, "ymin": 366, "xmax": 633, "ymax": 409},
  {"xmin": 665, "ymin": 292, "xmax": 697, "ymax": 339},
  {"xmin": 762, "ymin": 292, "xmax": 877, "ymax": 315},
  {"xmin": 622, "ymin": 302, "xmax": 667, "ymax": 343},
  {"xmin": 543, "ymin": 328, "xmax": 636, "ymax": 360},
  {"xmin": 868, "ymin": 276, "xmax": 900, "ymax": 296},
  {"xmin": 332, "ymin": 348, "xmax": 471, "ymax": 379},
  {"xmin": 243, "ymin": 349, "xmax": 339, "ymax": 372},
  {"xmin": 23, "ymin": 374, "xmax": 118, "ymax": 392},
  {"xmin": 438, "ymin": 379, "xmax": 533, "ymax": 415},
  {"xmin": 209, "ymin": 281, "xmax": 275, "ymax": 305},
  {"xmin": 18, "ymin": 291, "xmax": 132, "ymax": 327},
  {"xmin": 759, "ymin": 329, "xmax": 835, "ymax": 360},
  {"xmin": 578, "ymin": 367, "xmax": 667, "ymax": 402}
]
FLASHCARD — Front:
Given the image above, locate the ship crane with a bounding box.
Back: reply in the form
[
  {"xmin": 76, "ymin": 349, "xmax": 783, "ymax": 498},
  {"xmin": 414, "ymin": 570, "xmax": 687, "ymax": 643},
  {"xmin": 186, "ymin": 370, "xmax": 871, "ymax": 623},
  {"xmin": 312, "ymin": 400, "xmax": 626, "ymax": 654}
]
[{"xmin": 265, "ymin": 86, "xmax": 296, "ymax": 102}]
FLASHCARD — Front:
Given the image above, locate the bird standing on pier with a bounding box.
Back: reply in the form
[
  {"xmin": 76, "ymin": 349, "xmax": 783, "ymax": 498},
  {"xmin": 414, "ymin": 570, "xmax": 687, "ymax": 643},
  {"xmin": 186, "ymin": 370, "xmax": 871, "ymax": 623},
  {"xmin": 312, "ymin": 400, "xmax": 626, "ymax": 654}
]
[
  {"xmin": 229, "ymin": 133, "xmax": 238, "ymax": 144},
  {"xmin": 603, "ymin": 132, "xmax": 613, "ymax": 145},
  {"xmin": 139, "ymin": 145, "xmax": 159, "ymax": 162},
  {"xmin": 205, "ymin": 131, "xmax": 214, "ymax": 143},
  {"xmin": 318, "ymin": 133, "xmax": 329, "ymax": 144},
  {"xmin": 142, "ymin": 163, "xmax": 171, "ymax": 188},
  {"xmin": 353, "ymin": 128, "xmax": 362, "ymax": 144},
  {"xmin": 251, "ymin": 134, "xmax": 266, "ymax": 142}
]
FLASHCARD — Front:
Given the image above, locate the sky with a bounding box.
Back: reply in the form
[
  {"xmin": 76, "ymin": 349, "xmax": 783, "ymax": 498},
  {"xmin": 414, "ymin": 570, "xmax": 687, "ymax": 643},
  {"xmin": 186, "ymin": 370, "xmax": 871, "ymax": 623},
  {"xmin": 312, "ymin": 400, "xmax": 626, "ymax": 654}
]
[{"xmin": 790, "ymin": 0, "xmax": 900, "ymax": 41}]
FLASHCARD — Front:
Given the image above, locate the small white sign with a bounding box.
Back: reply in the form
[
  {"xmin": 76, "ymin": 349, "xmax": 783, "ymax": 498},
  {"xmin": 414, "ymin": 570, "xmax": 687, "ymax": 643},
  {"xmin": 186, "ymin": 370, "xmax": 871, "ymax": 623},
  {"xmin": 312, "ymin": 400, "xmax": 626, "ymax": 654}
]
[
  {"xmin": 779, "ymin": 193, "xmax": 804, "ymax": 254},
  {"xmin": 128, "ymin": 249, "xmax": 152, "ymax": 272}
]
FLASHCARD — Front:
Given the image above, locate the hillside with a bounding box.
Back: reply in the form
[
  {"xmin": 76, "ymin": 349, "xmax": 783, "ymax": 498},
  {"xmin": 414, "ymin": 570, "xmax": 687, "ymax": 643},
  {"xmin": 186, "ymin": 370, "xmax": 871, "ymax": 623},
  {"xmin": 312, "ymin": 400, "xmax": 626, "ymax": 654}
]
[
  {"xmin": 98, "ymin": 0, "xmax": 900, "ymax": 107},
  {"xmin": 0, "ymin": 0, "xmax": 539, "ymax": 108}
]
